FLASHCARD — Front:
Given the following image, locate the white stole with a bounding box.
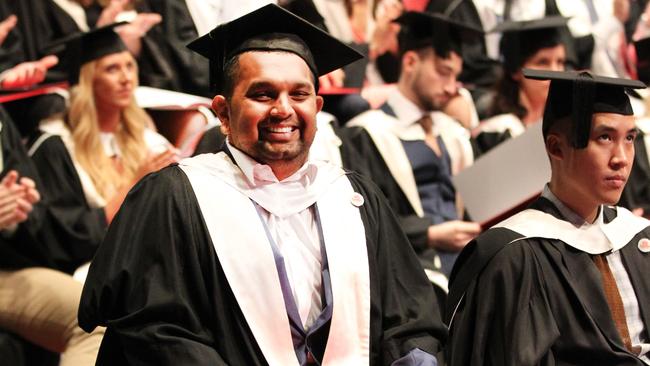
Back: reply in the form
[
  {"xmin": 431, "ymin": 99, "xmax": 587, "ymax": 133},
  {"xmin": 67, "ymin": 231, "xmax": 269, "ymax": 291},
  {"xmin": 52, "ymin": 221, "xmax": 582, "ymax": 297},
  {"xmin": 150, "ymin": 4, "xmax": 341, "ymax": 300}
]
[
  {"xmin": 495, "ymin": 206, "xmax": 650, "ymax": 254},
  {"xmin": 179, "ymin": 153, "xmax": 371, "ymax": 365}
]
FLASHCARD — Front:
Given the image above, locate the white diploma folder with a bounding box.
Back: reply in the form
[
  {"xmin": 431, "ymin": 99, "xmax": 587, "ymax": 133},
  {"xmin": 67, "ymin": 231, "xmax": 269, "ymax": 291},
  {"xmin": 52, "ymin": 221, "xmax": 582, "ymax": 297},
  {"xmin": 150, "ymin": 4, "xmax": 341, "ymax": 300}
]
[{"xmin": 453, "ymin": 122, "xmax": 551, "ymax": 226}]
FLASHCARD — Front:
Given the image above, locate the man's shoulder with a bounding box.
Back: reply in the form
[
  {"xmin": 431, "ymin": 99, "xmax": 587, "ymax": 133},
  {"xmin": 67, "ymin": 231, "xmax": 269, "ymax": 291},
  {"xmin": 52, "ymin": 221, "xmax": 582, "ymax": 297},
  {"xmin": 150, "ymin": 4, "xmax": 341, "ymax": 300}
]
[
  {"xmin": 347, "ymin": 109, "xmax": 397, "ymax": 131},
  {"xmin": 345, "ymin": 170, "xmax": 381, "ymax": 196},
  {"xmin": 450, "ymin": 226, "xmax": 552, "ymax": 286},
  {"xmin": 128, "ymin": 164, "xmax": 193, "ymax": 202},
  {"xmin": 462, "ymin": 227, "xmax": 531, "ymax": 266}
]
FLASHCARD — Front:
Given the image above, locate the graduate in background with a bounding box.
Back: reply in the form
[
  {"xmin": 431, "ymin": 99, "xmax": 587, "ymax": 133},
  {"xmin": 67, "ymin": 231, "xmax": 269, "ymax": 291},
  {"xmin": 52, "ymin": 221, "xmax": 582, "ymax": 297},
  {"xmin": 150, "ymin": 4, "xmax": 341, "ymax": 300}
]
[
  {"xmin": 78, "ymin": 4, "xmax": 446, "ymax": 365},
  {"xmin": 0, "ymin": 38, "xmax": 104, "ymax": 365},
  {"xmin": 28, "ymin": 24, "xmax": 177, "ymax": 276},
  {"xmin": 347, "ymin": 11, "xmax": 481, "ymax": 277},
  {"xmin": 473, "ymin": 16, "xmax": 568, "ymax": 155},
  {"xmin": 446, "ymin": 69, "xmax": 650, "ymax": 365}
]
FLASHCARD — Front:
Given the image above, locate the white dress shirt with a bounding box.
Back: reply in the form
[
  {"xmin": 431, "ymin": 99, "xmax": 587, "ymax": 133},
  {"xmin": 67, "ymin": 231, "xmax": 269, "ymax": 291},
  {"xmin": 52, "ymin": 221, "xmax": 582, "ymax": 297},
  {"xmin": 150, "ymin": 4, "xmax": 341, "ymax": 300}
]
[{"xmin": 227, "ymin": 141, "xmax": 323, "ymax": 330}]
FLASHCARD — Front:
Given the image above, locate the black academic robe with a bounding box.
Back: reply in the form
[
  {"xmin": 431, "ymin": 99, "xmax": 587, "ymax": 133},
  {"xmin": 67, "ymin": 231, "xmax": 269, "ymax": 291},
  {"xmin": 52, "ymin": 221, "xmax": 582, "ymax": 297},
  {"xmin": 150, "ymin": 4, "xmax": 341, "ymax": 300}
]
[
  {"xmin": 445, "ymin": 197, "xmax": 650, "ymax": 366},
  {"xmin": 27, "ymin": 132, "xmax": 106, "ymax": 274},
  {"xmin": 78, "ymin": 165, "xmax": 446, "ymax": 365},
  {"xmin": 341, "ymin": 126, "xmax": 437, "ymax": 269}
]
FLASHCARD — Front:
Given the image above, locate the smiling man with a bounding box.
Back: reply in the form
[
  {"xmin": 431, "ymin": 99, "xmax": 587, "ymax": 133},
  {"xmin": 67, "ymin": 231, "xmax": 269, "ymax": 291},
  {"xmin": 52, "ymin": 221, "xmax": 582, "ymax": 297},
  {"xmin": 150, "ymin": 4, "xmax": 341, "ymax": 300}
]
[
  {"xmin": 445, "ymin": 69, "xmax": 650, "ymax": 365},
  {"xmin": 77, "ymin": 4, "xmax": 446, "ymax": 365}
]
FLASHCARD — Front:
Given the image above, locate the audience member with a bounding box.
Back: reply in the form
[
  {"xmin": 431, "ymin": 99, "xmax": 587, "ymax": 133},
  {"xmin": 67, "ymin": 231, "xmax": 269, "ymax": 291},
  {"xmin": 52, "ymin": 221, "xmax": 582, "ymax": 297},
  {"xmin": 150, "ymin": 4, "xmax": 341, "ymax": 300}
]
[
  {"xmin": 348, "ymin": 11, "xmax": 481, "ymax": 276},
  {"xmin": 28, "ymin": 24, "xmax": 178, "ymax": 275},
  {"xmin": 473, "ymin": 16, "xmax": 568, "ymax": 155}
]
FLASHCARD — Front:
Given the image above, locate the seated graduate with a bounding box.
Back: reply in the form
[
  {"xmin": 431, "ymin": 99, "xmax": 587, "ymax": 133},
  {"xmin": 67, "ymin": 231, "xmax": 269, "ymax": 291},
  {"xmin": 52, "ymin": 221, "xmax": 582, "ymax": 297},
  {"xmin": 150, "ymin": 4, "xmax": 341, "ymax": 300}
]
[
  {"xmin": 27, "ymin": 24, "xmax": 178, "ymax": 275},
  {"xmin": 0, "ymin": 68, "xmax": 104, "ymax": 365},
  {"xmin": 473, "ymin": 16, "xmax": 568, "ymax": 155},
  {"xmin": 347, "ymin": 10, "xmax": 482, "ymax": 277},
  {"xmin": 78, "ymin": 4, "xmax": 446, "ymax": 365},
  {"xmin": 445, "ymin": 69, "xmax": 650, "ymax": 365}
]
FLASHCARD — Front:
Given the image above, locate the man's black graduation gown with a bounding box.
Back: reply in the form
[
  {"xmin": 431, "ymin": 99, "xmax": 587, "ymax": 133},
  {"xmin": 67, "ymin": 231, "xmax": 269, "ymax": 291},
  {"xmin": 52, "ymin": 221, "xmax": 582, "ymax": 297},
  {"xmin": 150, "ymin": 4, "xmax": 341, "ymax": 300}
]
[
  {"xmin": 78, "ymin": 164, "xmax": 446, "ymax": 365},
  {"xmin": 445, "ymin": 197, "xmax": 650, "ymax": 365},
  {"xmin": 341, "ymin": 126, "xmax": 438, "ymax": 270}
]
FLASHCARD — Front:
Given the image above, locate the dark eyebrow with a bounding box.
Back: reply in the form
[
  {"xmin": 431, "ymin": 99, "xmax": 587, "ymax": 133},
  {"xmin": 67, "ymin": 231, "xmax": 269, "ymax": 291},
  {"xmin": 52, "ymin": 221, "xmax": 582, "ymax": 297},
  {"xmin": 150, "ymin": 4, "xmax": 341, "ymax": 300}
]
[
  {"xmin": 592, "ymin": 125, "xmax": 639, "ymax": 135},
  {"xmin": 247, "ymin": 80, "xmax": 313, "ymax": 90},
  {"xmin": 246, "ymin": 81, "xmax": 275, "ymax": 91}
]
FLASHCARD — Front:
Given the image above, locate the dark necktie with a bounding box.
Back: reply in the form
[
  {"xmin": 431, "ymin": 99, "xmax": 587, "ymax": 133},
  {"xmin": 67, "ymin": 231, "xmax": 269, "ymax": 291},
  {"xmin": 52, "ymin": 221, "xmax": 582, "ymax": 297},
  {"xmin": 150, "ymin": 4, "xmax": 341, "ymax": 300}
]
[
  {"xmin": 417, "ymin": 114, "xmax": 441, "ymax": 157},
  {"xmin": 592, "ymin": 254, "xmax": 641, "ymax": 354}
]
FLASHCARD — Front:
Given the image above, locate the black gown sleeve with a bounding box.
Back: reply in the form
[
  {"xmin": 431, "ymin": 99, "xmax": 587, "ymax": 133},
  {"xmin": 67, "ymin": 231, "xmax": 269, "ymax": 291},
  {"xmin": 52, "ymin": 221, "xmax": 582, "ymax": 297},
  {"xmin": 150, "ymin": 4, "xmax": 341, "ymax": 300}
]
[
  {"xmin": 79, "ymin": 166, "xmax": 231, "ymax": 365},
  {"xmin": 446, "ymin": 232, "xmax": 560, "ymax": 366},
  {"xmin": 348, "ymin": 172, "xmax": 447, "ymax": 364},
  {"xmin": 28, "ymin": 134, "xmax": 106, "ymax": 273}
]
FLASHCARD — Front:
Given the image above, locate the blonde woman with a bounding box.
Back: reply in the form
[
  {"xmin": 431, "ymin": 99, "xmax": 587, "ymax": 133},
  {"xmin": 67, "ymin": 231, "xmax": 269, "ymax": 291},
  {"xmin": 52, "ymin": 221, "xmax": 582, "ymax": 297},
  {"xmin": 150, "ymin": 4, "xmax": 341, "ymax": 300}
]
[{"xmin": 28, "ymin": 24, "xmax": 177, "ymax": 274}]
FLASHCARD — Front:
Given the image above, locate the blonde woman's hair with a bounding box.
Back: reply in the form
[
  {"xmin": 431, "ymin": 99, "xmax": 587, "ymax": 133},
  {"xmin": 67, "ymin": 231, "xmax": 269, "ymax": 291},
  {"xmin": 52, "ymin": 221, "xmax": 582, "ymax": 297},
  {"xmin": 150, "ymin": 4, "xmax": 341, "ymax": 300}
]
[{"xmin": 68, "ymin": 54, "xmax": 152, "ymax": 199}]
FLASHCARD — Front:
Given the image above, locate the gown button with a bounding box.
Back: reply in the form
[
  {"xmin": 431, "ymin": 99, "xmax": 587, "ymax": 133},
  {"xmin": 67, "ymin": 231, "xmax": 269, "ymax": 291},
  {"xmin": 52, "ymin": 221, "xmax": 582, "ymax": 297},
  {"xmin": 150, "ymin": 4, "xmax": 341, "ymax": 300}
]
[{"xmin": 351, "ymin": 192, "xmax": 364, "ymax": 207}]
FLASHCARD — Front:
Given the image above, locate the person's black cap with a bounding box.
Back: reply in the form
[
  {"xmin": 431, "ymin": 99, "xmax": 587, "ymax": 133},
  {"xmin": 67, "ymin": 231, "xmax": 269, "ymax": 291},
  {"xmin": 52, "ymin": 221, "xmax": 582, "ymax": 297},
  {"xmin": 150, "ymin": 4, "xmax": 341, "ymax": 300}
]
[
  {"xmin": 524, "ymin": 68, "xmax": 646, "ymax": 148},
  {"xmin": 493, "ymin": 16, "xmax": 569, "ymax": 74},
  {"xmin": 635, "ymin": 37, "xmax": 650, "ymax": 84},
  {"xmin": 393, "ymin": 11, "xmax": 484, "ymax": 57},
  {"xmin": 186, "ymin": 4, "xmax": 363, "ymax": 94},
  {"xmin": 44, "ymin": 22, "xmax": 128, "ymax": 85}
]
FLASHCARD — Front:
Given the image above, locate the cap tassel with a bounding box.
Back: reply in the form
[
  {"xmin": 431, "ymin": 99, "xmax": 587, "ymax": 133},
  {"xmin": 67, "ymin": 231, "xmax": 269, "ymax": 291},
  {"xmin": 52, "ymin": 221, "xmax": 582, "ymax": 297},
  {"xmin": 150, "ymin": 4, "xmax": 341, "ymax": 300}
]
[{"xmin": 572, "ymin": 71, "xmax": 596, "ymax": 148}]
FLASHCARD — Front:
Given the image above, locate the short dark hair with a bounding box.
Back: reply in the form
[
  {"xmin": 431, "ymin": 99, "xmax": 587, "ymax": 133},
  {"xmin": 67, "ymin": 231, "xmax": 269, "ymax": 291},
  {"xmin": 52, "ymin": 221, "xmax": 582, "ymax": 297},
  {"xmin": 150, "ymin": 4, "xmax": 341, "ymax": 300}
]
[
  {"xmin": 220, "ymin": 51, "xmax": 319, "ymax": 99},
  {"xmin": 221, "ymin": 55, "xmax": 241, "ymax": 99}
]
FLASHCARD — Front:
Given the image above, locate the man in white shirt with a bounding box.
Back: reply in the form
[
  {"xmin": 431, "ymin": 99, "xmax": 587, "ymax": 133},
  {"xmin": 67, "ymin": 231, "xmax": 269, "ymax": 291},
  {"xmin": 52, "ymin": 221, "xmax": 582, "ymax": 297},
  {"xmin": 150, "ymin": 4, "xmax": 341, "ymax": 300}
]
[{"xmin": 78, "ymin": 4, "xmax": 446, "ymax": 365}]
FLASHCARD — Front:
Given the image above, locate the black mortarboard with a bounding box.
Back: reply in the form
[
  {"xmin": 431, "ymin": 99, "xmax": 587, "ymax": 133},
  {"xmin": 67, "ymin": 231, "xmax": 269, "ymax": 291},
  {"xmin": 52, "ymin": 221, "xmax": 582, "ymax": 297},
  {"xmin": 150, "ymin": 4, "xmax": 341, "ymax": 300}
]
[
  {"xmin": 394, "ymin": 11, "xmax": 484, "ymax": 58},
  {"xmin": 493, "ymin": 16, "xmax": 569, "ymax": 74},
  {"xmin": 635, "ymin": 37, "xmax": 650, "ymax": 84},
  {"xmin": 44, "ymin": 22, "xmax": 128, "ymax": 85},
  {"xmin": 523, "ymin": 69, "xmax": 646, "ymax": 148},
  {"xmin": 186, "ymin": 4, "xmax": 363, "ymax": 94}
]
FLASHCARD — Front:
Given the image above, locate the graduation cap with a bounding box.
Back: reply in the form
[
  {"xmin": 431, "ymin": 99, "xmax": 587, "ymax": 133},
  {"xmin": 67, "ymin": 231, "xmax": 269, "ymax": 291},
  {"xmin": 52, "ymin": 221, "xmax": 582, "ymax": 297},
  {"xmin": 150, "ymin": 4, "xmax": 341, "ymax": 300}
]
[
  {"xmin": 186, "ymin": 4, "xmax": 363, "ymax": 94},
  {"xmin": 393, "ymin": 11, "xmax": 484, "ymax": 58},
  {"xmin": 493, "ymin": 16, "xmax": 569, "ymax": 74},
  {"xmin": 635, "ymin": 37, "xmax": 650, "ymax": 84},
  {"xmin": 523, "ymin": 69, "xmax": 646, "ymax": 148},
  {"xmin": 44, "ymin": 22, "xmax": 128, "ymax": 85}
]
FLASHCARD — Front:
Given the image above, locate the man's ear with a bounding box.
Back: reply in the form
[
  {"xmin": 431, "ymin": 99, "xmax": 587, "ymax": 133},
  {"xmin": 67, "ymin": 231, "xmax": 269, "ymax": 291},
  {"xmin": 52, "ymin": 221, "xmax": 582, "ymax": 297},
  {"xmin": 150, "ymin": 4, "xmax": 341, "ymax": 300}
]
[
  {"xmin": 401, "ymin": 50, "xmax": 418, "ymax": 73},
  {"xmin": 315, "ymin": 95, "xmax": 324, "ymax": 113},
  {"xmin": 545, "ymin": 132, "xmax": 564, "ymax": 162},
  {"xmin": 212, "ymin": 95, "xmax": 230, "ymax": 134}
]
